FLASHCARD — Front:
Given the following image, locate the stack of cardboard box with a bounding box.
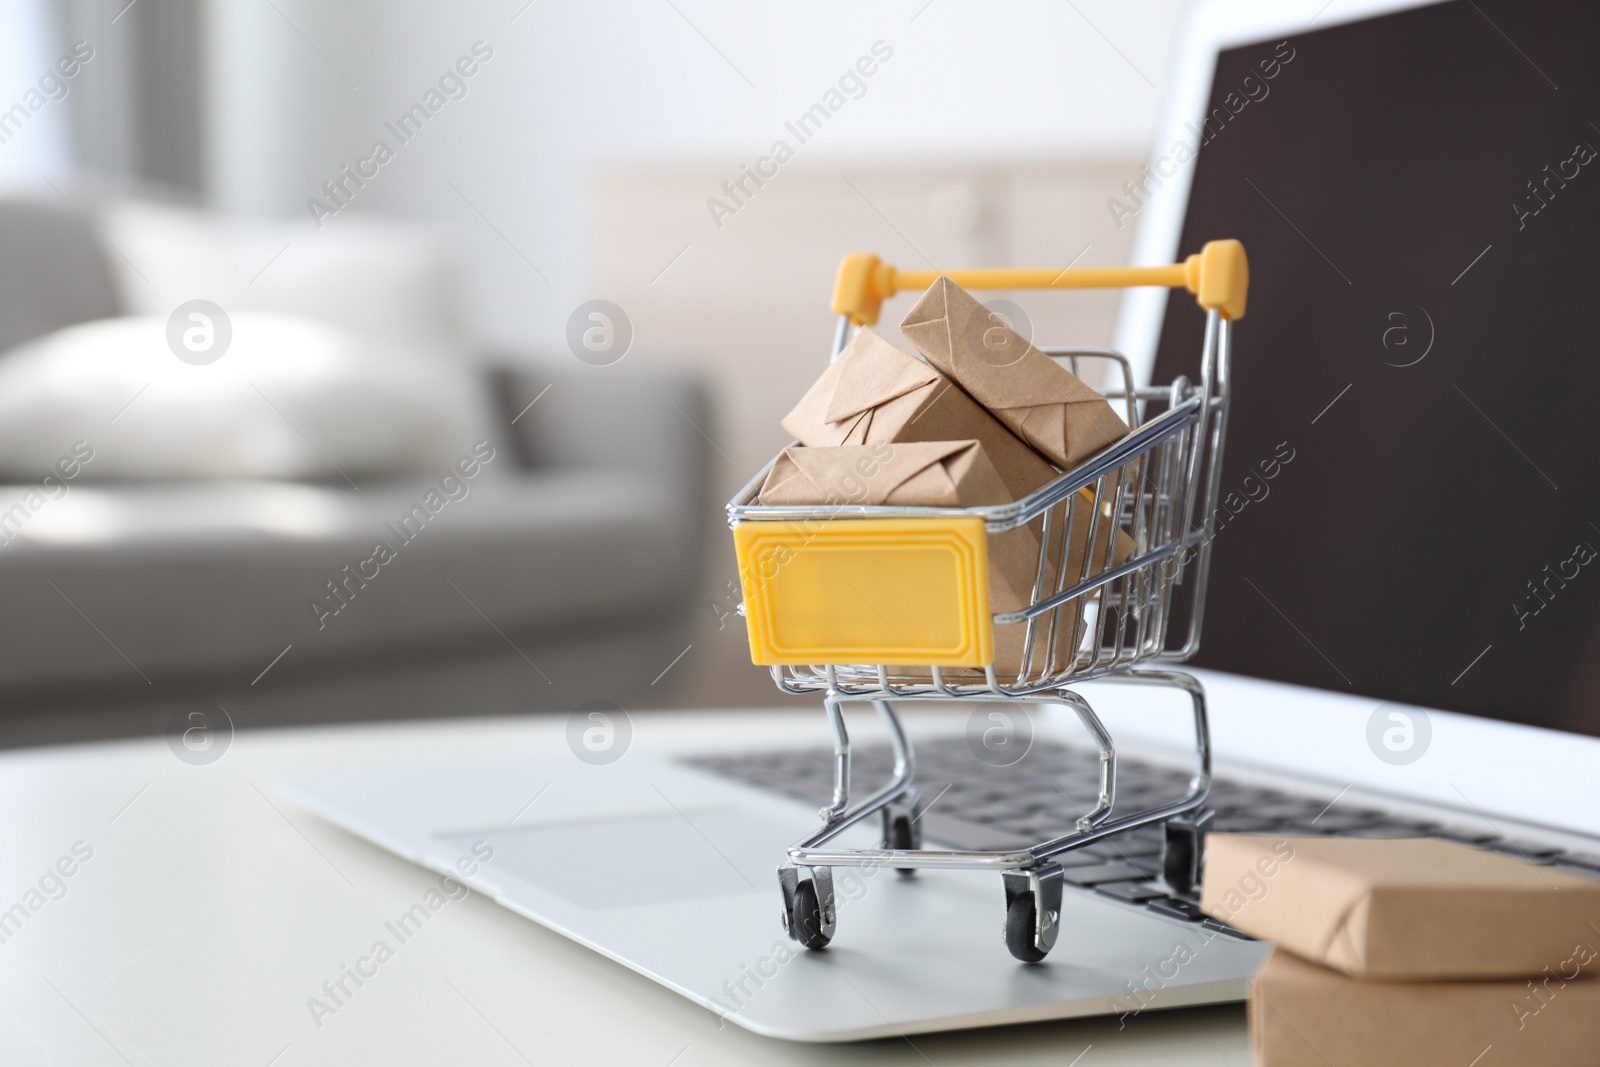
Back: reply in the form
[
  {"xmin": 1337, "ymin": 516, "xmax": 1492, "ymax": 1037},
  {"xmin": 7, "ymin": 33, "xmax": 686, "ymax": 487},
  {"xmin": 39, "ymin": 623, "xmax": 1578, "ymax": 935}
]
[
  {"xmin": 1201, "ymin": 834, "xmax": 1600, "ymax": 1065},
  {"xmin": 761, "ymin": 276, "xmax": 1134, "ymax": 674}
]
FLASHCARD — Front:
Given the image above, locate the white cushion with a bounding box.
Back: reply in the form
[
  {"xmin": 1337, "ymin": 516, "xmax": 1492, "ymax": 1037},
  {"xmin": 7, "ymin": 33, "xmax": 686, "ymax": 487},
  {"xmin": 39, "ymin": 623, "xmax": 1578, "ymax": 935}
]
[
  {"xmin": 0, "ymin": 314, "xmax": 497, "ymax": 482},
  {"xmin": 101, "ymin": 199, "xmax": 472, "ymax": 362}
]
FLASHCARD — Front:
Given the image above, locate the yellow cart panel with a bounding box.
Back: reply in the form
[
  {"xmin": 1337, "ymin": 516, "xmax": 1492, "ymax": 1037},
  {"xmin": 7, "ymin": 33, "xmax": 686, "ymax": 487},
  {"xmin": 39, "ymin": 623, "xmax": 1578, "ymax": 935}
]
[{"xmin": 735, "ymin": 517, "xmax": 994, "ymax": 667}]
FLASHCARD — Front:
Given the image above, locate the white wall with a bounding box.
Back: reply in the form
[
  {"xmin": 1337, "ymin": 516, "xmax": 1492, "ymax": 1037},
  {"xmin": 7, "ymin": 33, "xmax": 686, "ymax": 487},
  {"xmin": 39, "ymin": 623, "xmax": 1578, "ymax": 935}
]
[{"xmin": 204, "ymin": 0, "xmax": 1188, "ymax": 354}]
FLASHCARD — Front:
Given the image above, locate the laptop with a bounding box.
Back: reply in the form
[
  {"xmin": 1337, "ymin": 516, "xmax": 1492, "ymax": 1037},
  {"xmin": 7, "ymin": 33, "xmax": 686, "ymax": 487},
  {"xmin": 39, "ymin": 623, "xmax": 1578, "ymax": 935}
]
[{"xmin": 278, "ymin": 0, "xmax": 1600, "ymax": 1042}]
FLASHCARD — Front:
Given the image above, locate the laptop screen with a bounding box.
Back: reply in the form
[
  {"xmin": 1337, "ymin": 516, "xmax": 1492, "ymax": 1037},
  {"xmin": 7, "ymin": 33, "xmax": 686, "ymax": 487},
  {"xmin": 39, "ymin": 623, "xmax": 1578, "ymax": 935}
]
[{"xmin": 1150, "ymin": 1, "xmax": 1600, "ymax": 738}]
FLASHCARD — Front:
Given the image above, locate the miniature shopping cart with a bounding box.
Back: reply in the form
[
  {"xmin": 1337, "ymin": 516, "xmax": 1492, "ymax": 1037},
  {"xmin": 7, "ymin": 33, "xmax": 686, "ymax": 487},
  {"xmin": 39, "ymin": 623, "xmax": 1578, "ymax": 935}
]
[{"xmin": 726, "ymin": 241, "xmax": 1248, "ymax": 962}]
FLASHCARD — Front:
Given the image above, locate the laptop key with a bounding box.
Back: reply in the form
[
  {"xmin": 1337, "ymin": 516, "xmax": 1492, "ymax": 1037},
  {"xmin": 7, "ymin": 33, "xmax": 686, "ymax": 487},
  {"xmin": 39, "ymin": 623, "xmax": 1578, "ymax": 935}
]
[
  {"xmin": 1246, "ymin": 802, "xmax": 1329, "ymax": 820},
  {"xmin": 1431, "ymin": 828, "xmax": 1502, "ymax": 846},
  {"xmin": 1060, "ymin": 861, "xmax": 1156, "ymax": 886},
  {"xmin": 1488, "ymin": 839, "xmax": 1565, "ymax": 860},
  {"xmin": 1001, "ymin": 821, "xmax": 1074, "ymax": 840},
  {"xmin": 1200, "ymin": 918, "xmax": 1252, "ymax": 939},
  {"xmin": 1551, "ymin": 859, "xmax": 1600, "ymax": 880},
  {"xmin": 1055, "ymin": 850, "xmax": 1123, "ymax": 869},
  {"xmin": 1211, "ymin": 815, "xmax": 1280, "ymax": 833},
  {"xmin": 1063, "ymin": 843, "xmax": 1128, "ymax": 862},
  {"xmin": 1096, "ymin": 837, "xmax": 1162, "ymax": 858},
  {"xmin": 915, "ymin": 813, "xmax": 1030, "ymax": 851},
  {"xmin": 956, "ymin": 802, "xmax": 1025, "ymax": 825},
  {"xmin": 944, "ymin": 788, "xmax": 1013, "ymax": 808},
  {"xmin": 1095, "ymin": 880, "xmax": 1169, "ymax": 904},
  {"xmin": 1122, "ymin": 826, "xmax": 1166, "ymax": 844},
  {"xmin": 1145, "ymin": 897, "xmax": 1206, "ymax": 922},
  {"xmin": 1294, "ymin": 811, "xmax": 1383, "ymax": 833},
  {"xmin": 1341, "ymin": 821, "xmax": 1437, "ymax": 838},
  {"xmin": 1556, "ymin": 850, "xmax": 1600, "ymax": 870}
]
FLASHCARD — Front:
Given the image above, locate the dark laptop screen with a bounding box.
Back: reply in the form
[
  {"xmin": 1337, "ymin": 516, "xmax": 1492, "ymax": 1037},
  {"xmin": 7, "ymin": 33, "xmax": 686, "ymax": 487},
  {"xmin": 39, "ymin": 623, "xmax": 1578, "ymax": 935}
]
[{"xmin": 1150, "ymin": 1, "xmax": 1600, "ymax": 737}]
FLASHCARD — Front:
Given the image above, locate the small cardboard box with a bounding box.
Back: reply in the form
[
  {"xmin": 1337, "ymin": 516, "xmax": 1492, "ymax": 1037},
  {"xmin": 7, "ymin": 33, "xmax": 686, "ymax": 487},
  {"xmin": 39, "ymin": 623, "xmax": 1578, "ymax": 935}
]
[
  {"xmin": 900, "ymin": 276, "xmax": 1130, "ymax": 471},
  {"xmin": 986, "ymin": 487, "xmax": 1136, "ymax": 680},
  {"xmin": 1250, "ymin": 947, "xmax": 1600, "ymax": 1067},
  {"xmin": 1201, "ymin": 835, "xmax": 1600, "ymax": 981},
  {"xmin": 780, "ymin": 327, "xmax": 1058, "ymax": 501},
  {"xmin": 758, "ymin": 440, "xmax": 1040, "ymax": 615},
  {"xmin": 760, "ymin": 440, "xmax": 999, "ymax": 509}
]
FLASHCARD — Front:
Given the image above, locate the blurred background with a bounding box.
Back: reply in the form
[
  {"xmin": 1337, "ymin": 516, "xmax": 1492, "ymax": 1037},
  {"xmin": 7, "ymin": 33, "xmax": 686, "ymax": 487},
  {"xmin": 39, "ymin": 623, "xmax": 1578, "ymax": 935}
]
[{"xmin": 0, "ymin": 0, "xmax": 1197, "ymax": 746}]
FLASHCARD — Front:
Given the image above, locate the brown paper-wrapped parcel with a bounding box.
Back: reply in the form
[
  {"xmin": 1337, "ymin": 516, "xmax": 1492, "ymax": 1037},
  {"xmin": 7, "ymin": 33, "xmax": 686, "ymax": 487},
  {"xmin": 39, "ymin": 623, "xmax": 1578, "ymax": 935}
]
[
  {"xmin": 759, "ymin": 441, "xmax": 1131, "ymax": 675},
  {"xmin": 759, "ymin": 441, "xmax": 1040, "ymax": 622},
  {"xmin": 780, "ymin": 327, "xmax": 1058, "ymax": 500},
  {"xmin": 900, "ymin": 276, "xmax": 1129, "ymax": 470},
  {"xmin": 1250, "ymin": 947, "xmax": 1600, "ymax": 1067},
  {"xmin": 1200, "ymin": 834, "xmax": 1600, "ymax": 981}
]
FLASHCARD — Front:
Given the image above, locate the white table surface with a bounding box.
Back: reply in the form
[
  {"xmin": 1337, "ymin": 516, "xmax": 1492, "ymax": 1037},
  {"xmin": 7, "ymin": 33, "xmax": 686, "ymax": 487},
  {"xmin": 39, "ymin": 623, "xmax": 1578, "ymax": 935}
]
[{"xmin": 0, "ymin": 710, "xmax": 1251, "ymax": 1066}]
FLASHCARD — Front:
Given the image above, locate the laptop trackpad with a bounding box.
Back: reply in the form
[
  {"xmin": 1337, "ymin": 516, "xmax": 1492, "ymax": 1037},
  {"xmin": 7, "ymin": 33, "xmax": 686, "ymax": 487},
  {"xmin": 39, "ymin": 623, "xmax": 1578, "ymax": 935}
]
[{"xmin": 440, "ymin": 809, "xmax": 792, "ymax": 910}]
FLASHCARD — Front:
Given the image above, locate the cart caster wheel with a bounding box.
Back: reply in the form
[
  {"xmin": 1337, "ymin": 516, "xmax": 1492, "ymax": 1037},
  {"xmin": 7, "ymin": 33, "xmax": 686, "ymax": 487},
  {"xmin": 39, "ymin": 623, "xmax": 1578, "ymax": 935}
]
[
  {"xmin": 1001, "ymin": 864, "xmax": 1063, "ymax": 964},
  {"xmin": 1161, "ymin": 808, "xmax": 1214, "ymax": 896},
  {"xmin": 778, "ymin": 865, "xmax": 836, "ymax": 950},
  {"xmin": 887, "ymin": 813, "xmax": 916, "ymax": 876},
  {"xmin": 1004, "ymin": 892, "xmax": 1050, "ymax": 963},
  {"xmin": 789, "ymin": 880, "xmax": 832, "ymax": 949},
  {"xmin": 883, "ymin": 798, "xmax": 922, "ymax": 877}
]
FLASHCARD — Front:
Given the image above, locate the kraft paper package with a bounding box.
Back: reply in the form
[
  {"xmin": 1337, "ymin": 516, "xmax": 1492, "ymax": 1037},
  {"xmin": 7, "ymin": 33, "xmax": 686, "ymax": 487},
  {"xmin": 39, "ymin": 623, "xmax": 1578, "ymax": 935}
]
[
  {"xmin": 779, "ymin": 326, "xmax": 1058, "ymax": 501},
  {"xmin": 758, "ymin": 441, "xmax": 1041, "ymax": 620},
  {"xmin": 758, "ymin": 441, "xmax": 1133, "ymax": 676},
  {"xmin": 1249, "ymin": 947, "xmax": 1600, "ymax": 1067},
  {"xmin": 1200, "ymin": 835, "xmax": 1600, "ymax": 980},
  {"xmin": 900, "ymin": 275, "xmax": 1130, "ymax": 471},
  {"xmin": 985, "ymin": 485, "xmax": 1136, "ymax": 680}
]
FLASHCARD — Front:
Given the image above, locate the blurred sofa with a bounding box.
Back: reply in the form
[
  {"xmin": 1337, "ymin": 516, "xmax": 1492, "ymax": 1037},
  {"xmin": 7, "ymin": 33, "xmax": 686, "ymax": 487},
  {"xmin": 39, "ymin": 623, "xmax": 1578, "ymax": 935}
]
[{"xmin": 0, "ymin": 195, "xmax": 711, "ymax": 704}]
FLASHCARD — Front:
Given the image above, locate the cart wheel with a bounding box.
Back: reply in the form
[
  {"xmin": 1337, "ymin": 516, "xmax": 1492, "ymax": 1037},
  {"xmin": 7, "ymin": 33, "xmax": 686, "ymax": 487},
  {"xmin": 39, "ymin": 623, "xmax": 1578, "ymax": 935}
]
[
  {"xmin": 1161, "ymin": 808, "xmax": 1214, "ymax": 896},
  {"xmin": 1004, "ymin": 892, "xmax": 1049, "ymax": 963},
  {"xmin": 788, "ymin": 879, "xmax": 832, "ymax": 950},
  {"xmin": 886, "ymin": 811, "xmax": 918, "ymax": 877},
  {"xmin": 1162, "ymin": 824, "xmax": 1197, "ymax": 894}
]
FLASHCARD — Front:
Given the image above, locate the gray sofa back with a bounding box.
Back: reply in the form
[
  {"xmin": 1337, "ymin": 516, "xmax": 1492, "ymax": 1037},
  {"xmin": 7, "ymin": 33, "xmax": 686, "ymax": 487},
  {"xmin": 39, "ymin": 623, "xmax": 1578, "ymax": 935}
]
[{"xmin": 0, "ymin": 198, "xmax": 121, "ymax": 355}]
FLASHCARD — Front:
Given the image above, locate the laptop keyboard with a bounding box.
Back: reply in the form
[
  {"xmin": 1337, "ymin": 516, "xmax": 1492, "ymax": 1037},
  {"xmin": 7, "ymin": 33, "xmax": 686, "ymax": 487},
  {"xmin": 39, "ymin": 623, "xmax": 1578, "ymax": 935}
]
[{"xmin": 684, "ymin": 735, "xmax": 1600, "ymax": 935}]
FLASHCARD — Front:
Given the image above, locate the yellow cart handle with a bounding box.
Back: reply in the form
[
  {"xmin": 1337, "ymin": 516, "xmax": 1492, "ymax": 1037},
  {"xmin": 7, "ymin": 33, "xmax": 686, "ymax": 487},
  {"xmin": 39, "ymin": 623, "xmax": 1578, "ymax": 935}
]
[{"xmin": 831, "ymin": 238, "xmax": 1248, "ymax": 326}]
